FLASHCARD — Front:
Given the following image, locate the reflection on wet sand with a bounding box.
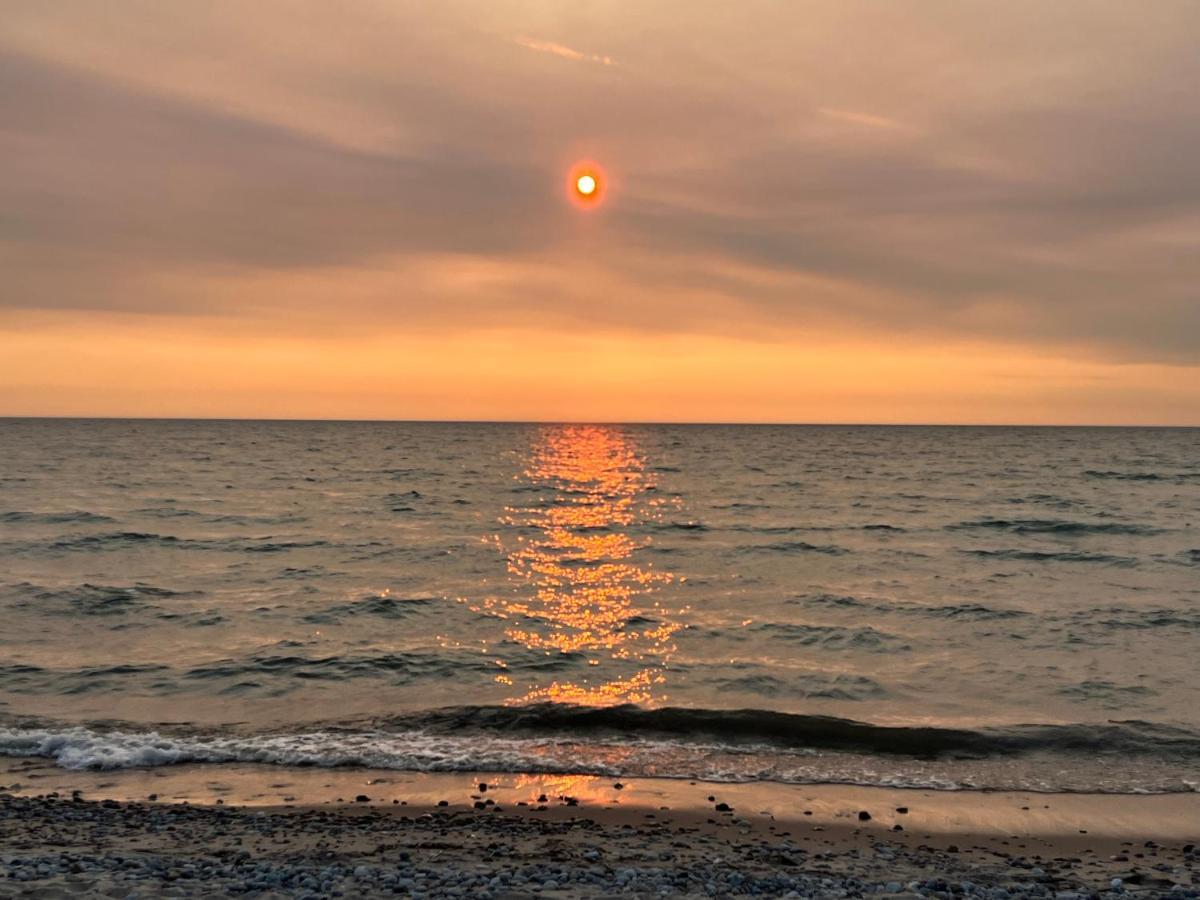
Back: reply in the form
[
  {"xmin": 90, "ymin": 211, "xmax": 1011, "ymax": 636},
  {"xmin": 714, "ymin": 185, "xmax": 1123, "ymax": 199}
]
[
  {"xmin": 510, "ymin": 773, "xmax": 619, "ymax": 808},
  {"xmin": 479, "ymin": 425, "xmax": 680, "ymax": 706}
]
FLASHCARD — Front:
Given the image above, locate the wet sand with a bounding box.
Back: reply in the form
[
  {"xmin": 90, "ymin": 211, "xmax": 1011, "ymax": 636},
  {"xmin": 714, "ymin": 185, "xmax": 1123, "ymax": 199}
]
[{"xmin": 2, "ymin": 759, "xmax": 1198, "ymax": 897}]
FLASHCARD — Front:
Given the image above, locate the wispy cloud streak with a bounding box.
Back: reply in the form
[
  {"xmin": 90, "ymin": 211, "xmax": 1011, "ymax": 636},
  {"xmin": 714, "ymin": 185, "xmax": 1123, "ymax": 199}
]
[
  {"xmin": 514, "ymin": 36, "xmax": 615, "ymax": 66},
  {"xmin": 817, "ymin": 107, "xmax": 912, "ymax": 131}
]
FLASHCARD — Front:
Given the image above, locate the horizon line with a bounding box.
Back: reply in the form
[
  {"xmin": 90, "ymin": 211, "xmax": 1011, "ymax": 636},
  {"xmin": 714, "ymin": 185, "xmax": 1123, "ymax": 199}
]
[{"xmin": 2, "ymin": 415, "xmax": 1197, "ymax": 429}]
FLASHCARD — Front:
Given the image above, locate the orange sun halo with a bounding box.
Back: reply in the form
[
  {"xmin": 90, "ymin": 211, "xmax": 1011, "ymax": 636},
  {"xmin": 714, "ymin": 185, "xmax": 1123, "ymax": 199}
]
[{"xmin": 567, "ymin": 162, "xmax": 605, "ymax": 208}]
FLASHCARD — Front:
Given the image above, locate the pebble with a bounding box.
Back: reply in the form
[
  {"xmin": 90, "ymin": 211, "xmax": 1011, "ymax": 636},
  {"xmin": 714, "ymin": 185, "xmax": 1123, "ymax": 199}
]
[{"xmin": 1, "ymin": 793, "xmax": 1194, "ymax": 899}]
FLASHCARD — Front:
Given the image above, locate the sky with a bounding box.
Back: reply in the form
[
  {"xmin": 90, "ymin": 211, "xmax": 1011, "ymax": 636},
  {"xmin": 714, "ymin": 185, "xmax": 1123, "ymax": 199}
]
[{"xmin": 2, "ymin": 1, "xmax": 1198, "ymax": 424}]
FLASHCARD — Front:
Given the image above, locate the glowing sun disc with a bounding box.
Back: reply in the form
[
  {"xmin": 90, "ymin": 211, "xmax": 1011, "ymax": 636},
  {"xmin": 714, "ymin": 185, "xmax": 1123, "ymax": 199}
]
[{"xmin": 567, "ymin": 162, "xmax": 605, "ymax": 208}]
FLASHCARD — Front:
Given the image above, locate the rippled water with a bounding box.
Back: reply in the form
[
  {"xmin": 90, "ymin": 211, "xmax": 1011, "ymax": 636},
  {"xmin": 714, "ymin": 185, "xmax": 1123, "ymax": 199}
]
[{"xmin": 1, "ymin": 419, "xmax": 1197, "ymax": 791}]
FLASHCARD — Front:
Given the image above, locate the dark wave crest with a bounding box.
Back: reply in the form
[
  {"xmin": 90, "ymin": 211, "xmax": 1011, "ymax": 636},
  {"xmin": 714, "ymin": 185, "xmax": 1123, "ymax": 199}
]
[
  {"xmin": 4, "ymin": 582, "xmax": 193, "ymax": 616},
  {"xmin": 949, "ymin": 518, "xmax": 1161, "ymax": 535},
  {"xmin": 372, "ymin": 703, "xmax": 1200, "ymax": 762},
  {"xmin": 302, "ymin": 594, "xmax": 435, "ymax": 623},
  {"xmin": 743, "ymin": 541, "xmax": 847, "ymax": 555},
  {"xmin": 1084, "ymin": 469, "xmax": 1200, "ymax": 483},
  {"xmin": 962, "ymin": 548, "xmax": 1137, "ymax": 566},
  {"xmin": 0, "ymin": 510, "xmax": 115, "ymax": 524}
]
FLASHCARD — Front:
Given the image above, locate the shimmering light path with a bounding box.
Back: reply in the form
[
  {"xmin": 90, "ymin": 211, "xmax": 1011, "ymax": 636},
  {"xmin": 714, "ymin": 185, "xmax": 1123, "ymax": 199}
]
[{"xmin": 480, "ymin": 425, "xmax": 681, "ymax": 706}]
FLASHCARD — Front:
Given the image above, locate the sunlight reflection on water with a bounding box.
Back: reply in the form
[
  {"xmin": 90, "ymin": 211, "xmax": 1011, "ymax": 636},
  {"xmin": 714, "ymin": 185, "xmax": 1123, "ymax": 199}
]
[{"xmin": 477, "ymin": 425, "xmax": 682, "ymax": 707}]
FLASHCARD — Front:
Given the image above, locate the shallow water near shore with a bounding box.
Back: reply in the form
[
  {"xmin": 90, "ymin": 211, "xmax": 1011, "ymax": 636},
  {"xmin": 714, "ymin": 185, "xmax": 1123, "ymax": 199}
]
[
  {"xmin": 1, "ymin": 419, "xmax": 1198, "ymax": 793},
  {"xmin": 6, "ymin": 757, "xmax": 1200, "ymax": 845}
]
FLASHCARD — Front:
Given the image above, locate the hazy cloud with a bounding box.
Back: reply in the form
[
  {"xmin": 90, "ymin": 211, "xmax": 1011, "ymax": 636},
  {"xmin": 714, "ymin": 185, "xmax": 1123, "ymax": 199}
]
[{"xmin": 1, "ymin": 0, "xmax": 1199, "ymax": 366}]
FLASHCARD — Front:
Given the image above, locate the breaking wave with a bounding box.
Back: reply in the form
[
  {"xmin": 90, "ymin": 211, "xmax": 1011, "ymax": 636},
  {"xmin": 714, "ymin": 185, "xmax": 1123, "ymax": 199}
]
[{"xmin": 2, "ymin": 705, "xmax": 1198, "ymax": 794}]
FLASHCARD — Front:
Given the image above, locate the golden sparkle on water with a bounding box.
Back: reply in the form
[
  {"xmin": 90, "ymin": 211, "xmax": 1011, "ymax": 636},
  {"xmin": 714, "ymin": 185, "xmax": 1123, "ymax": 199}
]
[{"xmin": 471, "ymin": 425, "xmax": 684, "ymax": 708}]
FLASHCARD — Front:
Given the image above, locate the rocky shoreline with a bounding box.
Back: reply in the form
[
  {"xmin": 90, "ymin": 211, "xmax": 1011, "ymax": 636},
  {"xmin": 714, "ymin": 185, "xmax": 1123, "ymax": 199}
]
[{"xmin": 2, "ymin": 792, "xmax": 1197, "ymax": 898}]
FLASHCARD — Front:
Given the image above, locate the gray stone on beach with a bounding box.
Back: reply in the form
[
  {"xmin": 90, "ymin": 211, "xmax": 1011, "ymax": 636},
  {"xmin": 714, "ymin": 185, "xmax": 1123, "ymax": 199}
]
[{"xmin": 1, "ymin": 793, "xmax": 1194, "ymax": 899}]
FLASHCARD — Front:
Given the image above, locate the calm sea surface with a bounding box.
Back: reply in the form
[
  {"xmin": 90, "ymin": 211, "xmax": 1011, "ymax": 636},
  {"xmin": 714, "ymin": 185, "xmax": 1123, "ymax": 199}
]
[{"xmin": 1, "ymin": 420, "xmax": 1197, "ymax": 792}]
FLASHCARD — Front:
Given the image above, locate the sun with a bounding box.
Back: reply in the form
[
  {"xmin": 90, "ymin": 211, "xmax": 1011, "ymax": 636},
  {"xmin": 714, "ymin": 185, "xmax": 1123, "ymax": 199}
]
[{"xmin": 567, "ymin": 162, "xmax": 605, "ymax": 208}]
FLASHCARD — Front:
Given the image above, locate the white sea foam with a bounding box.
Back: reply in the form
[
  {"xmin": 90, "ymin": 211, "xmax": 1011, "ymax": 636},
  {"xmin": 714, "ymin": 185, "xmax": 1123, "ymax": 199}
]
[
  {"xmin": 0, "ymin": 726, "xmax": 617, "ymax": 775},
  {"xmin": 1, "ymin": 725, "xmax": 1196, "ymax": 794}
]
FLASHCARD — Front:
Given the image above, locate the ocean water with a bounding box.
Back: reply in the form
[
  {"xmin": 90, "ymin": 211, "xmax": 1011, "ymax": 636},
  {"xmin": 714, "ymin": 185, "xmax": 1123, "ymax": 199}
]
[{"xmin": 1, "ymin": 419, "xmax": 1198, "ymax": 793}]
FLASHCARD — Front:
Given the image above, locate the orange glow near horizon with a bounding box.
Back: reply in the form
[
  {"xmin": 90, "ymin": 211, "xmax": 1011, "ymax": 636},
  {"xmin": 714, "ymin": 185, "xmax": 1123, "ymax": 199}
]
[
  {"xmin": 567, "ymin": 161, "xmax": 605, "ymax": 208},
  {"xmin": 3, "ymin": 309, "xmax": 1199, "ymax": 425},
  {"xmin": 473, "ymin": 425, "xmax": 681, "ymax": 706}
]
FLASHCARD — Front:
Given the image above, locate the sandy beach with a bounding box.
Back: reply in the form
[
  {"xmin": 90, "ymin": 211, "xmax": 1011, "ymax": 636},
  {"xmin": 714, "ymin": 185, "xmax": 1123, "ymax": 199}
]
[{"xmin": 2, "ymin": 759, "xmax": 1197, "ymax": 897}]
